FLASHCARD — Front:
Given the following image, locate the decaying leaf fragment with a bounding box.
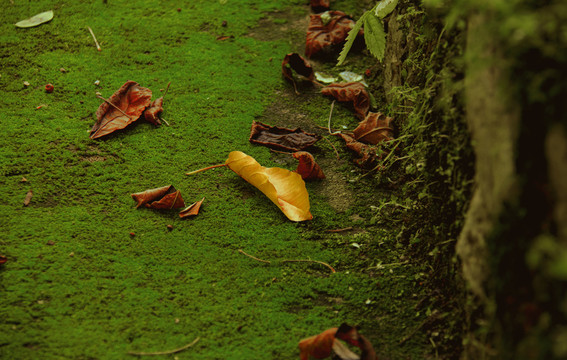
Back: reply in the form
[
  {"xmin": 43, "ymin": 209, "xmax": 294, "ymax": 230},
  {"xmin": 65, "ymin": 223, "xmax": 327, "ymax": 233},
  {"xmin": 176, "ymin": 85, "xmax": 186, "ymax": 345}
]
[
  {"xmin": 293, "ymin": 152, "xmax": 325, "ymax": 180},
  {"xmin": 249, "ymin": 121, "xmax": 321, "ymax": 152},
  {"xmin": 337, "ymin": 133, "xmax": 377, "ymax": 168},
  {"xmin": 0, "ymin": 255, "xmax": 6, "ymax": 266},
  {"xmin": 226, "ymin": 151, "xmax": 312, "ymax": 222},
  {"xmin": 144, "ymin": 97, "xmax": 164, "ymax": 125},
  {"xmin": 282, "ymin": 53, "xmax": 314, "ymax": 84},
  {"xmin": 90, "ymin": 81, "xmax": 153, "ymax": 139},
  {"xmin": 15, "ymin": 10, "xmax": 54, "ymax": 28},
  {"xmin": 179, "ymin": 197, "xmax": 205, "ymax": 218},
  {"xmin": 131, "ymin": 185, "xmax": 185, "ymax": 210},
  {"xmin": 311, "ymin": 0, "xmax": 330, "ymax": 12},
  {"xmin": 299, "ymin": 324, "xmax": 365, "ymax": 360},
  {"xmin": 322, "ymin": 82, "xmax": 369, "ymax": 120},
  {"xmin": 305, "ymin": 11, "xmax": 361, "ymax": 58},
  {"xmin": 23, "ymin": 189, "xmax": 33, "ymax": 206},
  {"xmin": 353, "ymin": 112, "xmax": 394, "ymax": 144}
]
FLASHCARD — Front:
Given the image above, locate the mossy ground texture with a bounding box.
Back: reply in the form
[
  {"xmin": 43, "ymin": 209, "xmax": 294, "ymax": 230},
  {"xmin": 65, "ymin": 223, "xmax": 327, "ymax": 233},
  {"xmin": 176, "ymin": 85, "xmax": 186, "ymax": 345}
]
[{"xmin": 1, "ymin": 1, "xmax": 468, "ymax": 359}]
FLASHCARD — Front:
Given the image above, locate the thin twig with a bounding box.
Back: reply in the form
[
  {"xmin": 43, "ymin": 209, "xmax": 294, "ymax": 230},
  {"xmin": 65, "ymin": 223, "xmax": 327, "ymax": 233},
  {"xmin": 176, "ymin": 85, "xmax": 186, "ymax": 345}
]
[
  {"xmin": 186, "ymin": 163, "xmax": 227, "ymax": 175},
  {"xmin": 282, "ymin": 259, "xmax": 336, "ymax": 273},
  {"xmin": 325, "ymin": 227, "xmax": 353, "ymax": 233},
  {"xmin": 238, "ymin": 249, "xmax": 271, "ymax": 264},
  {"xmin": 127, "ymin": 337, "xmax": 200, "ymax": 356},
  {"xmin": 321, "ymin": 136, "xmax": 340, "ymax": 160},
  {"xmin": 158, "ymin": 116, "xmax": 170, "ymax": 126},
  {"xmin": 327, "ymin": 100, "xmax": 340, "ymax": 135},
  {"xmin": 87, "ymin": 26, "xmax": 101, "ymax": 51},
  {"xmin": 162, "ymin": 82, "xmax": 171, "ymax": 98},
  {"xmin": 96, "ymin": 94, "xmax": 132, "ymax": 119},
  {"xmin": 269, "ymin": 149, "xmax": 293, "ymax": 155}
]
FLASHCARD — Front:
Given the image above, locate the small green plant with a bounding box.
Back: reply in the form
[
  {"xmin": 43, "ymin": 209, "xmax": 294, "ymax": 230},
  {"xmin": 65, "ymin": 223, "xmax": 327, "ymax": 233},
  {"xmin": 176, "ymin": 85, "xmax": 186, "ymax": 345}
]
[{"xmin": 337, "ymin": 0, "xmax": 398, "ymax": 66}]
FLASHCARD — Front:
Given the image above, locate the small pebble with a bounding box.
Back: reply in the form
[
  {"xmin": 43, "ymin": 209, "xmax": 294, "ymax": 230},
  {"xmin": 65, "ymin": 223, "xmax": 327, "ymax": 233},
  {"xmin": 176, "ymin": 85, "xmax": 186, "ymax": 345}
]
[
  {"xmin": 167, "ymin": 224, "xmax": 173, "ymax": 231},
  {"xmin": 94, "ymin": 80, "xmax": 100, "ymax": 86},
  {"xmin": 46, "ymin": 240, "xmax": 55, "ymax": 246},
  {"xmin": 23, "ymin": 81, "xmax": 30, "ymax": 87},
  {"xmin": 60, "ymin": 68, "xmax": 67, "ymax": 73}
]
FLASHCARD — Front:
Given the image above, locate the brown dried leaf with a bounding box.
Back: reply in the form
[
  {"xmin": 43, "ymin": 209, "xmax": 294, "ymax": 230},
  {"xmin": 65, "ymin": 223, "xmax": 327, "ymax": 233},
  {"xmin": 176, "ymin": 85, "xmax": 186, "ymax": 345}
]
[
  {"xmin": 143, "ymin": 97, "xmax": 163, "ymax": 125},
  {"xmin": 179, "ymin": 197, "xmax": 205, "ymax": 218},
  {"xmin": 23, "ymin": 189, "xmax": 33, "ymax": 206},
  {"xmin": 338, "ymin": 133, "xmax": 377, "ymax": 168},
  {"xmin": 299, "ymin": 324, "xmax": 362, "ymax": 360},
  {"xmin": 311, "ymin": 0, "xmax": 330, "ymax": 12},
  {"xmin": 305, "ymin": 11, "xmax": 359, "ymax": 58},
  {"xmin": 322, "ymin": 82, "xmax": 369, "ymax": 120},
  {"xmin": 293, "ymin": 151, "xmax": 325, "ymax": 180},
  {"xmin": 249, "ymin": 121, "xmax": 321, "ymax": 152},
  {"xmin": 0, "ymin": 255, "xmax": 6, "ymax": 266},
  {"xmin": 90, "ymin": 81, "xmax": 153, "ymax": 139},
  {"xmin": 282, "ymin": 53, "xmax": 314, "ymax": 84},
  {"xmin": 131, "ymin": 185, "xmax": 186, "ymax": 210},
  {"xmin": 353, "ymin": 112, "xmax": 394, "ymax": 144}
]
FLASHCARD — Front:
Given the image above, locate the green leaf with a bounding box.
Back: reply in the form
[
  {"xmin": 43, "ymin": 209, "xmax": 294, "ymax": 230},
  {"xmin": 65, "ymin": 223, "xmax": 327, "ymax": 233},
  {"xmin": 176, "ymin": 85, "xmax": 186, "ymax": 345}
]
[
  {"xmin": 15, "ymin": 10, "xmax": 54, "ymax": 28},
  {"xmin": 375, "ymin": 0, "xmax": 398, "ymax": 18},
  {"xmin": 364, "ymin": 14, "xmax": 387, "ymax": 61},
  {"xmin": 336, "ymin": 12, "xmax": 367, "ymax": 66}
]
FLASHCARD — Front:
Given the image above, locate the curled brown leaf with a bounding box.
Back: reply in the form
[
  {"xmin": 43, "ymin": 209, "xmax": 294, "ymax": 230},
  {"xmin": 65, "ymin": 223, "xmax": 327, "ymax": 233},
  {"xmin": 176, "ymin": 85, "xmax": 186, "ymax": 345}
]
[
  {"xmin": 305, "ymin": 11, "xmax": 360, "ymax": 58},
  {"xmin": 282, "ymin": 53, "xmax": 314, "ymax": 88},
  {"xmin": 322, "ymin": 82, "xmax": 369, "ymax": 120},
  {"xmin": 144, "ymin": 97, "xmax": 164, "ymax": 125},
  {"xmin": 131, "ymin": 185, "xmax": 186, "ymax": 210},
  {"xmin": 337, "ymin": 133, "xmax": 377, "ymax": 168},
  {"xmin": 90, "ymin": 81, "xmax": 153, "ymax": 139},
  {"xmin": 353, "ymin": 112, "xmax": 394, "ymax": 144},
  {"xmin": 293, "ymin": 151, "xmax": 325, "ymax": 180},
  {"xmin": 249, "ymin": 121, "xmax": 321, "ymax": 152},
  {"xmin": 179, "ymin": 197, "xmax": 205, "ymax": 218}
]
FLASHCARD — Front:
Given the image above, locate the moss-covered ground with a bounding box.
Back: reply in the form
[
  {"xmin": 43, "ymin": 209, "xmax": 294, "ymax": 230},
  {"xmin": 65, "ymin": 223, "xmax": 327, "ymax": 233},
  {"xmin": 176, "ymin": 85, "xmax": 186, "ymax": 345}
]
[{"xmin": 1, "ymin": 1, "xmax": 467, "ymax": 359}]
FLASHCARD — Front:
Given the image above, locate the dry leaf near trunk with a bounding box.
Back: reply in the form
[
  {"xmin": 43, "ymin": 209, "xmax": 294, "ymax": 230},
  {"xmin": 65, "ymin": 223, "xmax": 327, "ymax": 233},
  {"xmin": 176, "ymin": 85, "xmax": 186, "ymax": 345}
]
[
  {"xmin": 338, "ymin": 133, "xmax": 377, "ymax": 168},
  {"xmin": 293, "ymin": 151, "xmax": 325, "ymax": 180},
  {"xmin": 23, "ymin": 189, "xmax": 33, "ymax": 206},
  {"xmin": 299, "ymin": 324, "xmax": 364, "ymax": 360},
  {"xmin": 311, "ymin": 0, "xmax": 330, "ymax": 12},
  {"xmin": 179, "ymin": 198, "xmax": 205, "ymax": 218},
  {"xmin": 305, "ymin": 11, "xmax": 361, "ymax": 58},
  {"xmin": 143, "ymin": 97, "xmax": 164, "ymax": 125},
  {"xmin": 282, "ymin": 53, "xmax": 314, "ymax": 90},
  {"xmin": 131, "ymin": 185, "xmax": 185, "ymax": 210},
  {"xmin": 226, "ymin": 151, "xmax": 313, "ymax": 222},
  {"xmin": 353, "ymin": 112, "xmax": 394, "ymax": 144},
  {"xmin": 90, "ymin": 81, "xmax": 153, "ymax": 139},
  {"xmin": 322, "ymin": 82, "xmax": 369, "ymax": 120},
  {"xmin": 249, "ymin": 121, "xmax": 321, "ymax": 152}
]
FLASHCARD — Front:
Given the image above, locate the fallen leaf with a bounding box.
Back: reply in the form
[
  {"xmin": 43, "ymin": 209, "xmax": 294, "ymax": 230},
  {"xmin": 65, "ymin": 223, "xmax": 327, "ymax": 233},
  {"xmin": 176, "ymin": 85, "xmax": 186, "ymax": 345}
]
[
  {"xmin": 15, "ymin": 10, "xmax": 54, "ymax": 28},
  {"xmin": 315, "ymin": 72, "xmax": 338, "ymax": 84},
  {"xmin": 337, "ymin": 133, "xmax": 376, "ymax": 168},
  {"xmin": 293, "ymin": 152, "xmax": 325, "ymax": 180},
  {"xmin": 249, "ymin": 121, "xmax": 321, "ymax": 152},
  {"xmin": 282, "ymin": 53, "xmax": 314, "ymax": 86},
  {"xmin": 353, "ymin": 112, "xmax": 394, "ymax": 144},
  {"xmin": 332, "ymin": 340, "xmax": 360, "ymax": 360},
  {"xmin": 23, "ymin": 189, "xmax": 33, "ymax": 206},
  {"xmin": 131, "ymin": 185, "xmax": 186, "ymax": 209},
  {"xmin": 339, "ymin": 71, "xmax": 366, "ymax": 85},
  {"xmin": 311, "ymin": 0, "xmax": 330, "ymax": 12},
  {"xmin": 305, "ymin": 11, "xmax": 360, "ymax": 58},
  {"xmin": 179, "ymin": 197, "xmax": 205, "ymax": 218},
  {"xmin": 144, "ymin": 97, "xmax": 164, "ymax": 125},
  {"xmin": 226, "ymin": 151, "xmax": 312, "ymax": 222},
  {"xmin": 299, "ymin": 324, "xmax": 361, "ymax": 360},
  {"xmin": 0, "ymin": 255, "xmax": 7, "ymax": 266},
  {"xmin": 322, "ymin": 82, "xmax": 369, "ymax": 120},
  {"xmin": 90, "ymin": 81, "xmax": 153, "ymax": 139}
]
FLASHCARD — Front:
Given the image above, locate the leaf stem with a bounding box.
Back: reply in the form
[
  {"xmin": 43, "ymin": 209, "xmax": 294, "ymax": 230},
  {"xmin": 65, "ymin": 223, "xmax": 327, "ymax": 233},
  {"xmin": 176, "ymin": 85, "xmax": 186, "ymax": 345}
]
[
  {"xmin": 238, "ymin": 249, "xmax": 271, "ymax": 264},
  {"xmin": 127, "ymin": 337, "xmax": 200, "ymax": 356},
  {"xmin": 87, "ymin": 26, "xmax": 101, "ymax": 51},
  {"xmin": 185, "ymin": 163, "xmax": 227, "ymax": 175}
]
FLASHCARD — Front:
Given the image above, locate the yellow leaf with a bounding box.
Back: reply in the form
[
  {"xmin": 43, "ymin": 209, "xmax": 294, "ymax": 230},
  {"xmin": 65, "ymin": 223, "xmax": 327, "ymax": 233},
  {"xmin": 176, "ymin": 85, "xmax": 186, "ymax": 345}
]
[{"xmin": 225, "ymin": 151, "xmax": 313, "ymax": 222}]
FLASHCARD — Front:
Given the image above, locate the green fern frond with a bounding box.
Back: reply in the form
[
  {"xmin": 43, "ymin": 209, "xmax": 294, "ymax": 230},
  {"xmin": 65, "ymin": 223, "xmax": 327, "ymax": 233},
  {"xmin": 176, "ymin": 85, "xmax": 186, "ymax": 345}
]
[
  {"xmin": 364, "ymin": 14, "xmax": 387, "ymax": 61},
  {"xmin": 336, "ymin": 12, "xmax": 367, "ymax": 66}
]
